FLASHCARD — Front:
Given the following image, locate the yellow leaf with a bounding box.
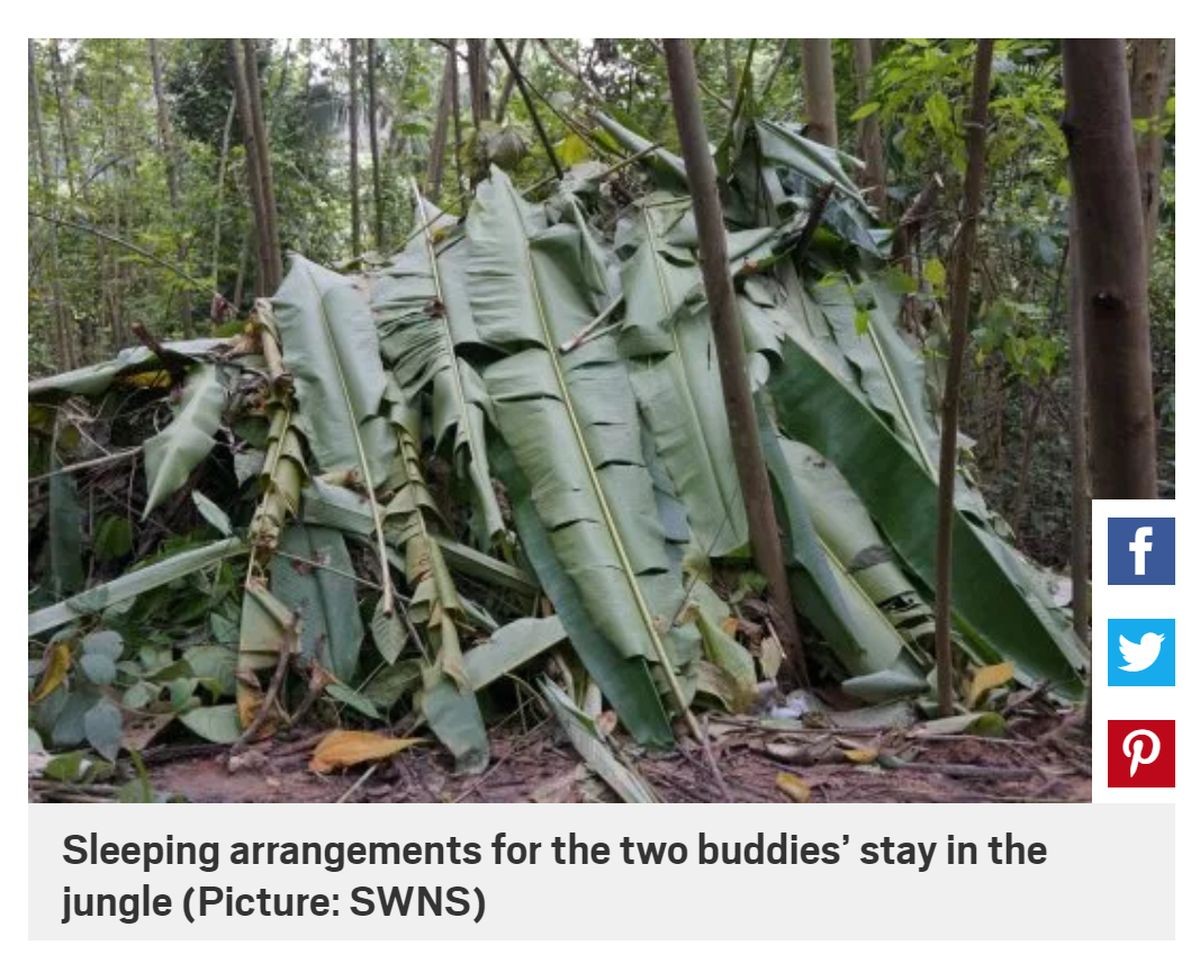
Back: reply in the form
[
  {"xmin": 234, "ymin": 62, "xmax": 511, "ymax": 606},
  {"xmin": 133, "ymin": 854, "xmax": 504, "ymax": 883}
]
[
  {"xmin": 842, "ymin": 746, "xmax": 879, "ymax": 764},
  {"xmin": 31, "ymin": 642, "xmax": 72, "ymax": 704},
  {"xmin": 775, "ymin": 771, "xmax": 811, "ymax": 803},
  {"xmin": 967, "ymin": 661, "xmax": 1014, "ymax": 708},
  {"xmin": 119, "ymin": 370, "xmax": 173, "ymax": 390},
  {"xmin": 720, "ymin": 616, "xmax": 739, "ymax": 636},
  {"xmin": 309, "ymin": 729, "xmax": 424, "ymax": 774}
]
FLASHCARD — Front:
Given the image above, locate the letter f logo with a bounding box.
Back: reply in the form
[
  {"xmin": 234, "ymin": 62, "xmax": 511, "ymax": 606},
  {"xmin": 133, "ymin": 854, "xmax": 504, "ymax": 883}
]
[{"xmin": 1129, "ymin": 526, "xmax": 1154, "ymax": 576}]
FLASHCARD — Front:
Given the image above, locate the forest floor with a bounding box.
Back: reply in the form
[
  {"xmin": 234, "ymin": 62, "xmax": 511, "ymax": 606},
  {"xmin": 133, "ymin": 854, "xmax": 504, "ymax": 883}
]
[{"xmin": 31, "ymin": 705, "xmax": 1090, "ymax": 804}]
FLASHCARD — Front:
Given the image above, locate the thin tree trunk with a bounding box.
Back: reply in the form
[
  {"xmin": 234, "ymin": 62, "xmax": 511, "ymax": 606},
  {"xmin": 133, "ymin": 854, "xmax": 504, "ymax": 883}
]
[
  {"xmin": 722, "ymin": 39, "xmax": 739, "ymax": 102},
  {"xmin": 663, "ymin": 39, "xmax": 808, "ymax": 687},
  {"xmin": 1129, "ymin": 39, "xmax": 1174, "ymax": 266},
  {"xmin": 494, "ymin": 38, "xmax": 525, "ymax": 123},
  {"xmin": 228, "ymin": 40, "xmax": 282, "ymax": 293},
  {"xmin": 426, "ymin": 45, "xmax": 454, "ymax": 200},
  {"xmin": 495, "ymin": 40, "xmax": 563, "ymax": 181},
  {"xmin": 933, "ymin": 40, "xmax": 993, "ymax": 718},
  {"xmin": 149, "ymin": 39, "xmax": 193, "ymax": 337},
  {"xmin": 242, "ymin": 39, "xmax": 282, "ymax": 290},
  {"xmin": 28, "ymin": 40, "xmax": 76, "ymax": 370},
  {"xmin": 48, "ymin": 41, "xmax": 79, "ymax": 199},
  {"xmin": 367, "ymin": 38, "xmax": 384, "ymax": 251},
  {"xmin": 211, "ymin": 94, "xmax": 236, "ymax": 291},
  {"xmin": 1063, "ymin": 39, "xmax": 1157, "ymax": 500},
  {"xmin": 466, "ymin": 39, "xmax": 490, "ymax": 127},
  {"xmin": 852, "ymin": 38, "xmax": 887, "ymax": 214},
  {"xmin": 759, "ymin": 39, "xmax": 791, "ymax": 104},
  {"xmin": 449, "ymin": 41, "xmax": 465, "ymax": 208},
  {"xmin": 801, "ymin": 39, "xmax": 838, "ymax": 148},
  {"xmin": 348, "ymin": 39, "xmax": 361, "ymax": 258},
  {"xmin": 1067, "ymin": 203, "xmax": 1090, "ymax": 651}
]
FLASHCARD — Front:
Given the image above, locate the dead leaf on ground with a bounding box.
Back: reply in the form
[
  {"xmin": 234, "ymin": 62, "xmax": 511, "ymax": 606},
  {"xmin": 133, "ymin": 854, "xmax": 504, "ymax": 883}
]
[
  {"xmin": 842, "ymin": 746, "xmax": 880, "ymax": 764},
  {"xmin": 31, "ymin": 642, "xmax": 72, "ymax": 704},
  {"xmin": 309, "ymin": 729, "xmax": 424, "ymax": 774},
  {"xmin": 775, "ymin": 771, "xmax": 812, "ymax": 802},
  {"xmin": 967, "ymin": 661, "xmax": 1014, "ymax": 708}
]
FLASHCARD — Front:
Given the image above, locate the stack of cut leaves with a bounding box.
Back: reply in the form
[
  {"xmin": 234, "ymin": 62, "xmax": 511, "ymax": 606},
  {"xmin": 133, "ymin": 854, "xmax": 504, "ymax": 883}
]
[{"xmin": 28, "ymin": 109, "xmax": 1087, "ymax": 780}]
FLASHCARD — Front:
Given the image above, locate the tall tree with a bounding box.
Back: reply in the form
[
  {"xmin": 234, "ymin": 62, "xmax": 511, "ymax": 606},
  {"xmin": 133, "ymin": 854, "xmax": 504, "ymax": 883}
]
[
  {"xmin": 227, "ymin": 39, "xmax": 282, "ymax": 293},
  {"xmin": 28, "ymin": 40, "xmax": 75, "ymax": 369},
  {"xmin": 348, "ymin": 39, "xmax": 361, "ymax": 258},
  {"xmin": 1063, "ymin": 39, "xmax": 1157, "ymax": 500},
  {"xmin": 851, "ymin": 38, "xmax": 887, "ymax": 213},
  {"xmin": 1129, "ymin": 39, "xmax": 1174, "ymax": 265},
  {"xmin": 426, "ymin": 45, "xmax": 455, "ymax": 200},
  {"xmin": 493, "ymin": 38, "xmax": 525, "ymax": 123},
  {"xmin": 933, "ymin": 40, "xmax": 993, "ymax": 717},
  {"xmin": 149, "ymin": 40, "xmax": 193, "ymax": 337},
  {"xmin": 801, "ymin": 39, "xmax": 838, "ymax": 148},
  {"xmin": 1067, "ymin": 203, "xmax": 1089, "ymax": 650},
  {"xmin": 466, "ymin": 39, "xmax": 490, "ymax": 126},
  {"xmin": 367, "ymin": 39, "xmax": 384, "ymax": 250},
  {"xmin": 663, "ymin": 38, "xmax": 808, "ymax": 685}
]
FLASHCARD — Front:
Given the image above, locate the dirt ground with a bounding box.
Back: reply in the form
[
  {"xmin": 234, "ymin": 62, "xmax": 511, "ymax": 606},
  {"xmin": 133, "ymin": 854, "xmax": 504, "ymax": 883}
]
[{"xmin": 44, "ymin": 705, "xmax": 1090, "ymax": 805}]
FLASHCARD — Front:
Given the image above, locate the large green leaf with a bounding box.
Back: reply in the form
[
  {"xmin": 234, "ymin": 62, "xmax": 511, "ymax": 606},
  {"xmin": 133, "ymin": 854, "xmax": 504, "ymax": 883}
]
[
  {"xmin": 29, "ymin": 537, "xmax": 246, "ymax": 636},
  {"xmin": 142, "ymin": 363, "xmax": 226, "ymax": 516},
  {"xmin": 272, "ymin": 254, "xmax": 395, "ymax": 484},
  {"xmin": 270, "ymin": 523, "xmax": 364, "ymax": 683},
  {"xmin": 616, "ymin": 196, "xmax": 748, "ymax": 558},
  {"xmin": 47, "ymin": 463, "xmax": 84, "ymax": 597},
  {"xmin": 774, "ymin": 436, "xmax": 932, "ymax": 700},
  {"xmin": 769, "ymin": 332, "xmax": 1085, "ymax": 693},
  {"xmin": 370, "ymin": 184, "xmax": 503, "ymax": 542},
  {"xmin": 28, "ymin": 338, "xmax": 227, "ymax": 399},
  {"xmin": 466, "ymin": 168, "xmax": 698, "ymax": 741}
]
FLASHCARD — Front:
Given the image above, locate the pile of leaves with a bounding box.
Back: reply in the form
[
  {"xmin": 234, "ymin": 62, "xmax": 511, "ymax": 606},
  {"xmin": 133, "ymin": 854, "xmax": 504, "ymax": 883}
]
[{"xmin": 28, "ymin": 109, "xmax": 1087, "ymax": 787}]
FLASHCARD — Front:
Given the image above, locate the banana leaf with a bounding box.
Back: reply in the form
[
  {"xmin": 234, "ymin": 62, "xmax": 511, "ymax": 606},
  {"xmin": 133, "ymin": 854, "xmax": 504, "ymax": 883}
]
[
  {"xmin": 769, "ymin": 331, "xmax": 1086, "ymax": 693},
  {"xmin": 466, "ymin": 168, "xmax": 698, "ymax": 741},
  {"xmin": 370, "ymin": 184, "xmax": 503, "ymax": 543},
  {"xmin": 378, "ymin": 380, "xmax": 489, "ymax": 773},
  {"xmin": 616, "ymin": 196, "xmax": 748, "ymax": 558},
  {"xmin": 269, "ymin": 523, "xmax": 364, "ymax": 683},
  {"xmin": 142, "ymin": 363, "xmax": 226, "ymax": 516},
  {"xmin": 28, "ymin": 338, "xmax": 228, "ymax": 399},
  {"xmin": 272, "ymin": 254, "xmax": 395, "ymax": 485},
  {"xmin": 29, "ymin": 537, "xmax": 246, "ymax": 636}
]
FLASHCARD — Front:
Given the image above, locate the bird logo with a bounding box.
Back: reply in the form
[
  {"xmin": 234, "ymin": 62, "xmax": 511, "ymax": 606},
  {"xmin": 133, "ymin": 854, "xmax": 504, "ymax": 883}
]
[{"xmin": 1118, "ymin": 632, "xmax": 1166, "ymax": 673}]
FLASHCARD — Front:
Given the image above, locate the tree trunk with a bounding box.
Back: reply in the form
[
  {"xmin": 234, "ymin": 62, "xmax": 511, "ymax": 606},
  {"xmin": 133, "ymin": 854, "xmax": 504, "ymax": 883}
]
[
  {"xmin": 466, "ymin": 39, "xmax": 490, "ymax": 127},
  {"xmin": 242, "ymin": 40, "xmax": 282, "ymax": 289},
  {"xmin": 367, "ymin": 38, "xmax": 384, "ymax": 251},
  {"xmin": 348, "ymin": 39, "xmax": 361, "ymax": 258},
  {"xmin": 48, "ymin": 41, "xmax": 81, "ymax": 200},
  {"xmin": 1129, "ymin": 39, "xmax": 1174, "ymax": 265},
  {"xmin": 427, "ymin": 45, "xmax": 455, "ymax": 200},
  {"xmin": 663, "ymin": 39, "xmax": 808, "ymax": 686},
  {"xmin": 28, "ymin": 39, "xmax": 76, "ymax": 370},
  {"xmin": 494, "ymin": 38, "xmax": 525, "ymax": 123},
  {"xmin": 722, "ymin": 39, "xmax": 739, "ymax": 102},
  {"xmin": 1067, "ymin": 203, "xmax": 1090, "ymax": 650},
  {"xmin": 851, "ymin": 38, "xmax": 887, "ymax": 214},
  {"xmin": 449, "ymin": 41, "xmax": 465, "ymax": 208},
  {"xmin": 933, "ymin": 40, "xmax": 993, "ymax": 717},
  {"xmin": 212, "ymin": 94, "xmax": 236, "ymax": 291},
  {"xmin": 149, "ymin": 40, "xmax": 193, "ymax": 337},
  {"xmin": 801, "ymin": 39, "xmax": 838, "ymax": 148},
  {"xmin": 1063, "ymin": 39, "xmax": 1157, "ymax": 500},
  {"xmin": 228, "ymin": 40, "xmax": 282, "ymax": 293}
]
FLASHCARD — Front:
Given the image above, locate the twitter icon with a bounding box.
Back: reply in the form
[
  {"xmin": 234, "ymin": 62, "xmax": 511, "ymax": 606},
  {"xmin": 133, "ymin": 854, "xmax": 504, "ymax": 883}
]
[{"xmin": 1108, "ymin": 619, "xmax": 1175, "ymax": 686}]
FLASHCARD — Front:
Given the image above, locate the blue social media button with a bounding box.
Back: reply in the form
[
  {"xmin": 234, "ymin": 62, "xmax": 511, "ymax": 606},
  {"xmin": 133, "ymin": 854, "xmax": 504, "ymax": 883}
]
[
  {"xmin": 1108, "ymin": 618, "xmax": 1175, "ymax": 687},
  {"xmin": 1108, "ymin": 517, "xmax": 1175, "ymax": 585}
]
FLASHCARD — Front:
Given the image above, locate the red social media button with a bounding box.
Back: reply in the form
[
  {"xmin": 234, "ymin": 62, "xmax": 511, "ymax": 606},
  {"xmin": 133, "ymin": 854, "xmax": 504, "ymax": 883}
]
[{"xmin": 1108, "ymin": 720, "xmax": 1175, "ymax": 788}]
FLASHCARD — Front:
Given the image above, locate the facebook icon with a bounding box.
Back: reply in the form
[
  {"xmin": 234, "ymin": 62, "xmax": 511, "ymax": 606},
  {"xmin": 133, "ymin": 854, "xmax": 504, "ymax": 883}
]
[{"xmin": 1108, "ymin": 517, "xmax": 1175, "ymax": 585}]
